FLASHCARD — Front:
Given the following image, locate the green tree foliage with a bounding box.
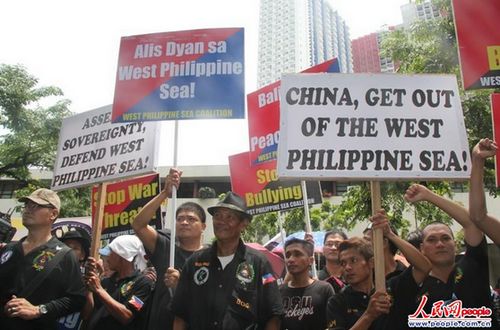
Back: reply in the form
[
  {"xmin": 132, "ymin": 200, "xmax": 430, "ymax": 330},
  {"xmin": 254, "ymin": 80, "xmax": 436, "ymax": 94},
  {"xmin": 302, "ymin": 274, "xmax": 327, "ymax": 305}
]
[
  {"xmin": 1, "ymin": 64, "xmax": 91, "ymax": 217},
  {"xmin": 0, "ymin": 64, "xmax": 69, "ymax": 183}
]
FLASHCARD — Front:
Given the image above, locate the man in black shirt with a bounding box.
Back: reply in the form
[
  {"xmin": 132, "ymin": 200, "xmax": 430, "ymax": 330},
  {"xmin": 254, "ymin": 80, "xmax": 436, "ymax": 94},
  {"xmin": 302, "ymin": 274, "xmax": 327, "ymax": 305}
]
[
  {"xmin": 0, "ymin": 188, "xmax": 86, "ymax": 330},
  {"xmin": 132, "ymin": 168, "xmax": 207, "ymax": 330},
  {"xmin": 319, "ymin": 230, "xmax": 347, "ymax": 294},
  {"xmin": 327, "ymin": 210, "xmax": 431, "ymax": 330},
  {"xmin": 85, "ymin": 234, "xmax": 154, "ymax": 330},
  {"xmin": 280, "ymin": 238, "xmax": 334, "ymax": 329},
  {"xmin": 405, "ymin": 184, "xmax": 496, "ymax": 329},
  {"xmin": 172, "ymin": 192, "xmax": 284, "ymax": 330}
]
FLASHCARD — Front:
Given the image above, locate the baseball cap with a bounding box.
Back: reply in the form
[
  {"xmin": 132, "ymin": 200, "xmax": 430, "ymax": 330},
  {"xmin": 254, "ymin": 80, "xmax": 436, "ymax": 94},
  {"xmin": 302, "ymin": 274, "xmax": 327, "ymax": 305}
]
[{"xmin": 19, "ymin": 188, "xmax": 61, "ymax": 211}]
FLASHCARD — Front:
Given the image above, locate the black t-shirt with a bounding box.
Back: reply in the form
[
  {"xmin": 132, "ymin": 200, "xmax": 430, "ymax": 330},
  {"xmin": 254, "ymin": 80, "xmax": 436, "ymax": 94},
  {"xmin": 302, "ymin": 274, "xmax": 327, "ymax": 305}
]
[
  {"xmin": 384, "ymin": 267, "xmax": 421, "ymax": 330},
  {"xmin": 86, "ymin": 271, "xmax": 154, "ymax": 330},
  {"xmin": 413, "ymin": 238, "xmax": 496, "ymax": 329},
  {"xmin": 280, "ymin": 280, "xmax": 334, "ymax": 330},
  {"xmin": 171, "ymin": 240, "xmax": 284, "ymax": 330},
  {"xmin": 0, "ymin": 237, "xmax": 86, "ymax": 330},
  {"xmin": 145, "ymin": 231, "xmax": 195, "ymax": 330}
]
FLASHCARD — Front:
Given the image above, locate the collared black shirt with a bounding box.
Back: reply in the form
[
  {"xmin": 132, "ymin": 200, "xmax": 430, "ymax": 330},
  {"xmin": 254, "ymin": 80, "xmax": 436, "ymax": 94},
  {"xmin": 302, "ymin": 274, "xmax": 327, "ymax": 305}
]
[
  {"xmin": 0, "ymin": 237, "xmax": 86, "ymax": 330},
  {"xmin": 414, "ymin": 238, "xmax": 496, "ymax": 329},
  {"xmin": 326, "ymin": 285, "xmax": 383, "ymax": 330},
  {"xmin": 172, "ymin": 240, "xmax": 284, "ymax": 330},
  {"xmin": 145, "ymin": 231, "xmax": 195, "ymax": 330},
  {"xmin": 86, "ymin": 270, "xmax": 154, "ymax": 330},
  {"xmin": 327, "ymin": 268, "xmax": 418, "ymax": 330}
]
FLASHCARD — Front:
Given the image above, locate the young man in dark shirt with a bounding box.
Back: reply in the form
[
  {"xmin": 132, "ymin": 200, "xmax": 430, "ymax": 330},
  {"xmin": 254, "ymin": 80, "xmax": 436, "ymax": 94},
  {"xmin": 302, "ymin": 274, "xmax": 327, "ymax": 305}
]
[
  {"xmin": 280, "ymin": 238, "xmax": 334, "ymax": 330},
  {"xmin": 0, "ymin": 188, "xmax": 86, "ymax": 330},
  {"xmin": 132, "ymin": 168, "xmax": 207, "ymax": 330},
  {"xmin": 327, "ymin": 210, "xmax": 431, "ymax": 330},
  {"xmin": 405, "ymin": 183, "xmax": 496, "ymax": 329},
  {"xmin": 319, "ymin": 230, "xmax": 347, "ymax": 293}
]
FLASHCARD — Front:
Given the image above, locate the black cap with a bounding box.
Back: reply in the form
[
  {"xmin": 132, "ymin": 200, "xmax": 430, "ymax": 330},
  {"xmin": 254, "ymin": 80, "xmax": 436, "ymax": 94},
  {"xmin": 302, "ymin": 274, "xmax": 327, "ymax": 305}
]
[
  {"xmin": 207, "ymin": 191, "xmax": 252, "ymax": 221},
  {"xmin": 60, "ymin": 228, "xmax": 91, "ymax": 259}
]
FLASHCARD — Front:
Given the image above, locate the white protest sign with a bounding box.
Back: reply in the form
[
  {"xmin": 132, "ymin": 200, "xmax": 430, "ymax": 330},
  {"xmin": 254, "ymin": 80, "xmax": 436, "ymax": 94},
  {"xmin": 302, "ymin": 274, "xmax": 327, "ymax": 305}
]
[
  {"xmin": 277, "ymin": 73, "xmax": 470, "ymax": 180},
  {"xmin": 52, "ymin": 105, "xmax": 159, "ymax": 190}
]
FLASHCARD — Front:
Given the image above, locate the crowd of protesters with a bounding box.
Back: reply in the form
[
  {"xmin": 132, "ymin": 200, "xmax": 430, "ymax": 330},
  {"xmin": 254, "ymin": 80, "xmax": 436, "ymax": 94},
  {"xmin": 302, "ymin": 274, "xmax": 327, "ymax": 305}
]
[{"xmin": 1, "ymin": 139, "xmax": 500, "ymax": 329}]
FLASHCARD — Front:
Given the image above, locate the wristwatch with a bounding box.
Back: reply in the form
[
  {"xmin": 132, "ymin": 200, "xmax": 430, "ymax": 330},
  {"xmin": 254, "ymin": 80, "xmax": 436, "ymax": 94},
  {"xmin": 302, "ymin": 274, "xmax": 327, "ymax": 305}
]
[{"xmin": 39, "ymin": 304, "xmax": 48, "ymax": 316}]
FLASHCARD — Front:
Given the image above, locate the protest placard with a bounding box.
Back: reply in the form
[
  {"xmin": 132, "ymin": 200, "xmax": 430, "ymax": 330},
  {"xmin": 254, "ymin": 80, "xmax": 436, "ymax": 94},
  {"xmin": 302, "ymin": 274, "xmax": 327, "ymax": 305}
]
[
  {"xmin": 111, "ymin": 28, "xmax": 245, "ymax": 122},
  {"xmin": 277, "ymin": 73, "xmax": 470, "ymax": 180},
  {"xmin": 51, "ymin": 105, "xmax": 159, "ymax": 191},
  {"xmin": 91, "ymin": 173, "xmax": 161, "ymax": 243},
  {"xmin": 247, "ymin": 58, "xmax": 339, "ymax": 165},
  {"xmin": 229, "ymin": 152, "xmax": 322, "ymax": 216},
  {"xmin": 453, "ymin": 0, "xmax": 500, "ymax": 89}
]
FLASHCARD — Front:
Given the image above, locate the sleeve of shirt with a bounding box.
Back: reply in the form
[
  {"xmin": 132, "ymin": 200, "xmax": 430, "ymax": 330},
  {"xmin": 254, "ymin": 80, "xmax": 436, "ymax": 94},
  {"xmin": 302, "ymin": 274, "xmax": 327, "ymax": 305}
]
[
  {"xmin": 149, "ymin": 233, "xmax": 170, "ymax": 275},
  {"xmin": 170, "ymin": 259, "xmax": 192, "ymax": 322},
  {"xmin": 125, "ymin": 275, "xmax": 155, "ymax": 315},
  {"xmin": 464, "ymin": 237, "xmax": 488, "ymax": 265},
  {"xmin": 259, "ymin": 257, "xmax": 284, "ymax": 321},
  {"xmin": 45, "ymin": 250, "xmax": 86, "ymax": 318},
  {"xmin": 386, "ymin": 266, "xmax": 419, "ymax": 318},
  {"xmin": 326, "ymin": 293, "xmax": 348, "ymax": 330}
]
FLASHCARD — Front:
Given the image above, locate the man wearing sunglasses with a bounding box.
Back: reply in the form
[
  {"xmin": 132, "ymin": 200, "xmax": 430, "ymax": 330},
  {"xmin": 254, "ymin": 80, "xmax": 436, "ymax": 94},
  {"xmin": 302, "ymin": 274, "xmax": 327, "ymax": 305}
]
[{"xmin": 0, "ymin": 188, "xmax": 86, "ymax": 330}]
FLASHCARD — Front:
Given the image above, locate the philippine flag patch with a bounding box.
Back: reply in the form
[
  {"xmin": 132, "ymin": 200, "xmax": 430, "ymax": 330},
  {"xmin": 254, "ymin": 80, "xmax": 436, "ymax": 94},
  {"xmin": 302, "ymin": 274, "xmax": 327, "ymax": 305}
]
[
  {"xmin": 262, "ymin": 273, "xmax": 276, "ymax": 285},
  {"xmin": 128, "ymin": 295, "xmax": 144, "ymax": 311}
]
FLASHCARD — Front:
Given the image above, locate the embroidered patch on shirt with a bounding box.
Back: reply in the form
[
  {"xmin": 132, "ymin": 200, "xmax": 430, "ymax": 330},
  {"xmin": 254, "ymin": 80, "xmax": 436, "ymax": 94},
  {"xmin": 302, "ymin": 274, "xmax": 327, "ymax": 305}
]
[
  {"xmin": 262, "ymin": 273, "xmax": 276, "ymax": 285},
  {"xmin": 0, "ymin": 250, "xmax": 13, "ymax": 264},
  {"xmin": 194, "ymin": 266, "xmax": 209, "ymax": 285},
  {"xmin": 32, "ymin": 250, "xmax": 55, "ymax": 271},
  {"xmin": 128, "ymin": 295, "xmax": 144, "ymax": 311},
  {"xmin": 120, "ymin": 281, "xmax": 134, "ymax": 296},
  {"xmin": 236, "ymin": 262, "xmax": 254, "ymax": 284}
]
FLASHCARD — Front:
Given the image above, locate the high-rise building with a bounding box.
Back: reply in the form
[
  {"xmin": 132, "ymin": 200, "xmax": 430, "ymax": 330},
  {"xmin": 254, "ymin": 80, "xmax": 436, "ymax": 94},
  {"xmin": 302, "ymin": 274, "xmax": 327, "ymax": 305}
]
[
  {"xmin": 352, "ymin": 27, "xmax": 396, "ymax": 73},
  {"xmin": 257, "ymin": 0, "xmax": 352, "ymax": 87},
  {"xmin": 400, "ymin": 0, "xmax": 441, "ymax": 28}
]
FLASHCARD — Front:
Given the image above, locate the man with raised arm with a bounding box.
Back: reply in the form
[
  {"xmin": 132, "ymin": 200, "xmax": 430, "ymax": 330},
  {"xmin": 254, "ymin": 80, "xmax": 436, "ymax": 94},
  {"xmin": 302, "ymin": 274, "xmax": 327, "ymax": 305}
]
[
  {"xmin": 327, "ymin": 209, "xmax": 431, "ymax": 330},
  {"xmin": 469, "ymin": 138, "xmax": 500, "ymax": 244},
  {"xmin": 405, "ymin": 183, "xmax": 496, "ymax": 329},
  {"xmin": 131, "ymin": 168, "xmax": 207, "ymax": 330}
]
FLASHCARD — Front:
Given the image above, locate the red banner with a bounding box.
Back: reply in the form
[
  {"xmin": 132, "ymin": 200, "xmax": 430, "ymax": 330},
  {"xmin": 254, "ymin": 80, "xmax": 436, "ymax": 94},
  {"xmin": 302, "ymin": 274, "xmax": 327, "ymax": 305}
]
[
  {"xmin": 453, "ymin": 0, "xmax": 500, "ymax": 89},
  {"xmin": 247, "ymin": 58, "xmax": 340, "ymax": 165},
  {"xmin": 91, "ymin": 173, "xmax": 161, "ymax": 242},
  {"xmin": 229, "ymin": 152, "xmax": 322, "ymax": 216}
]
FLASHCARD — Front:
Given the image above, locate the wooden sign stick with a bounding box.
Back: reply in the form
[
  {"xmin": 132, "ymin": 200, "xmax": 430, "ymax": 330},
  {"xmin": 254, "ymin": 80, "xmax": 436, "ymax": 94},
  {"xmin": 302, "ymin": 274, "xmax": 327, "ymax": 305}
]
[
  {"xmin": 90, "ymin": 182, "xmax": 107, "ymax": 259},
  {"xmin": 370, "ymin": 181, "xmax": 386, "ymax": 292}
]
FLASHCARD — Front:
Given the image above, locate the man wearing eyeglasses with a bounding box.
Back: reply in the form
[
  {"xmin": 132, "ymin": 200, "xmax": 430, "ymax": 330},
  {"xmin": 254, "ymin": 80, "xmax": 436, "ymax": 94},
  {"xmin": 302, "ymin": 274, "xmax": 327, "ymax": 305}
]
[
  {"xmin": 0, "ymin": 188, "xmax": 86, "ymax": 330},
  {"xmin": 132, "ymin": 168, "xmax": 207, "ymax": 330}
]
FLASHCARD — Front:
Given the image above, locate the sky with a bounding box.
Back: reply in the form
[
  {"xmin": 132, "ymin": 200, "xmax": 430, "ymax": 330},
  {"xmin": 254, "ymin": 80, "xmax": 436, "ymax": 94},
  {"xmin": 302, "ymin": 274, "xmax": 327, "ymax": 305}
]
[{"xmin": 0, "ymin": 0, "xmax": 409, "ymax": 166}]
